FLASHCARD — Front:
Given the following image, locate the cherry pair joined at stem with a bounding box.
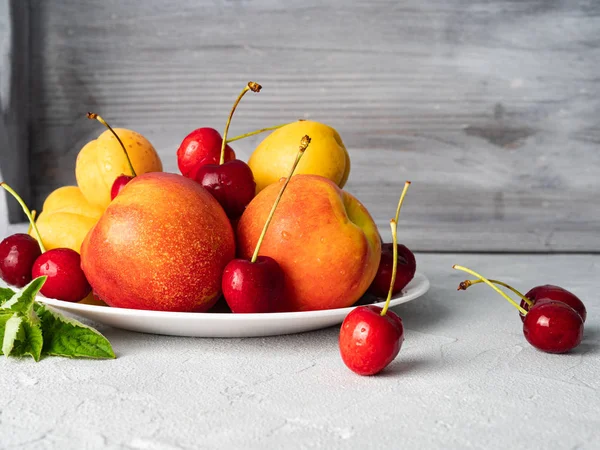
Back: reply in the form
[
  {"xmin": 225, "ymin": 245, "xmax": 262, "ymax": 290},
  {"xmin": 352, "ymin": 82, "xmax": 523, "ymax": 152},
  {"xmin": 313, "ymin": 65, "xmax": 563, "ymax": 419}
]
[{"xmin": 453, "ymin": 265, "xmax": 584, "ymax": 354}]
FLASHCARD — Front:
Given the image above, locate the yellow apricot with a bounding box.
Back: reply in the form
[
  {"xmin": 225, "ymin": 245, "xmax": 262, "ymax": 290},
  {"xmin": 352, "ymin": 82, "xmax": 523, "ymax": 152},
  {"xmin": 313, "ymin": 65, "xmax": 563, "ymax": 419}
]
[
  {"xmin": 30, "ymin": 186, "xmax": 104, "ymax": 252},
  {"xmin": 75, "ymin": 128, "xmax": 162, "ymax": 208},
  {"xmin": 248, "ymin": 121, "xmax": 350, "ymax": 193}
]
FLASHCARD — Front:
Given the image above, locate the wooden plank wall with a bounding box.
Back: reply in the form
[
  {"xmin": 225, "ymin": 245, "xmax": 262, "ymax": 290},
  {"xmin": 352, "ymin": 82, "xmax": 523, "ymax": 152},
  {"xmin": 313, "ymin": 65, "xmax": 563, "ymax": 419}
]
[
  {"xmin": 0, "ymin": 0, "xmax": 29, "ymax": 225},
  {"xmin": 14, "ymin": 0, "xmax": 600, "ymax": 251}
]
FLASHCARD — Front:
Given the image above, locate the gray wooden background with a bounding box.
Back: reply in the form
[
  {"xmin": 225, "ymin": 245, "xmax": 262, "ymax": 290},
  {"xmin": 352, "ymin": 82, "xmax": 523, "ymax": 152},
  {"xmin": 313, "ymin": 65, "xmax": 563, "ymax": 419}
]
[{"xmin": 1, "ymin": 0, "xmax": 599, "ymax": 251}]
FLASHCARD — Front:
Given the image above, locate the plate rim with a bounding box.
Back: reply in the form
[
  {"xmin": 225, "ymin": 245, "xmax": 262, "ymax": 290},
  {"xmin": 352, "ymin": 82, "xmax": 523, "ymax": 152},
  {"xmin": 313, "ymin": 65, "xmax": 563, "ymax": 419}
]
[{"xmin": 36, "ymin": 272, "xmax": 430, "ymax": 321}]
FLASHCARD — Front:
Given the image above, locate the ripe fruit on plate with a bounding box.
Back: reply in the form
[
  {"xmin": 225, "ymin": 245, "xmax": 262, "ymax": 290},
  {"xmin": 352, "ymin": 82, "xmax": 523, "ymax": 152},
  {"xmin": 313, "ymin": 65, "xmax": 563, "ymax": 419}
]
[
  {"xmin": 454, "ymin": 266, "xmax": 584, "ymax": 353},
  {"xmin": 339, "ymin": 182, "xmax": 411, "ymax": 375},
  {"xmin": 0, "ymin": 233, "xmax": 41, "ymax": 287},
  {"xmin": 249, "ymin": 120, "xmax": 351, "ymax": 194},
  {"xmin": 32, "ymin": 248, "xmax": 91, "ymax": 303},
  {"xmin": 81, "ymin": 172, "xmax": 235, "ymax": 312},
  {"xmin": 76, "ymin": 115, "xmax": 162, "ymax": 208},
  {"xmin": 193, "ymin": 82, "xmax": 260, "ymax": 219},
  {"xmin": 177, "ymin": 128, "xmax": 236, "ymax": 179},
  {"xmin": 86, "ymin": 112, "xmax": 142, "ymax": 201},
  {"xmin": 222, "ymin": 135, "xmax": 312, "ymax": 313},
  {"xmin": 1, "ymin": 183, "xmax": 91, "ymax": 302},
  {"xmin": 31, "ymin": 186, "xmax": 104, "ymax": 252},
  {"xmin": 236, "ymin": 174, "xmax": 381, "ymax": 312}
]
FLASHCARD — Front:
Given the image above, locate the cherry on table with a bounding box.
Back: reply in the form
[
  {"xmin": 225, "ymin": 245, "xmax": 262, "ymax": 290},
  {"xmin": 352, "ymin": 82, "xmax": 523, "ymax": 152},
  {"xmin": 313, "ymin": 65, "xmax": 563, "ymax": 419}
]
[
  {"xmin": 523, "ymin": 300, "xmax": 583, "ymax": 353},
  {"xmin": 0, "ymin": 234, "xmax": 42, "ymax": 287},
  {"xmin": 457, "ymin": 275, "xmax": 587, "ymax": 324},
  {"xmin": 454, "ymin": 265, "xmax": 585, "ymax": 354},
  {"xmin": 339, "ymin": 181, "xmax": 411, "ymax": 376},
  {"xmin": 339, "ymin": 304, "xmax": 404, "ymax": 376},
  {"xmin": 32, "ymin": 248, "xmax": 91, "ymax": 302},
  {"xmin": 221, "ymin": 135, "xmax": 311, "ymax": 313},
  {"xmin": 521, "ymin": 285, "xmax": 586, "ymax": 323}
]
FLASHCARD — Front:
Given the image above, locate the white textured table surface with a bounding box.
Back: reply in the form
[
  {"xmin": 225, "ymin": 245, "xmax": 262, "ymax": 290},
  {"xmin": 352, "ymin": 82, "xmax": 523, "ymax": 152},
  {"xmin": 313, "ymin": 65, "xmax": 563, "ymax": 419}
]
[{"xmin": 0, "ymin": 253, "xmax": 598, "ymax": 450}]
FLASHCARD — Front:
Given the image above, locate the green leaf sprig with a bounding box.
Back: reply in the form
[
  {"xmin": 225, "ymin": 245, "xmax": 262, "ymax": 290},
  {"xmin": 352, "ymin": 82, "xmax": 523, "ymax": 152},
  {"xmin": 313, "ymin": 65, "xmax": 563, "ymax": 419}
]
[{"xmin": 0, "ymin": 277, "xmax": 115, "ymax": 361}]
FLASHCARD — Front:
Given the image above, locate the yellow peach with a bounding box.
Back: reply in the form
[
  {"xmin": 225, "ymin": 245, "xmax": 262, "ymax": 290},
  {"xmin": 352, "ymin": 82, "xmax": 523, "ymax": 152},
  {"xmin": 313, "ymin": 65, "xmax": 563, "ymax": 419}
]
[{"xmin": 236, "ymin": 175, "xmax": 380, "ymax": 312}]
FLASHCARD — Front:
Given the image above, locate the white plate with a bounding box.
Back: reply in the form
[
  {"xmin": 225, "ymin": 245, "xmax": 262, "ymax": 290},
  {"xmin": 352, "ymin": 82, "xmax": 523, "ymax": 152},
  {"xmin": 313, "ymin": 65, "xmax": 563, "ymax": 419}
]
[{"xmin": 35, "ymin": 272, "xmax": 430, "ymax": 338}]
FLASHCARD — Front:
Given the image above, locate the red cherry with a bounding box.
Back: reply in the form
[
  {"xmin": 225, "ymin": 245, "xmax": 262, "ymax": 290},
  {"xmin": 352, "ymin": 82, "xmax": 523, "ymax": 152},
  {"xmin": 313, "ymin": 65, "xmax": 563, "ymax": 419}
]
[
  {"xmin": 32, "ymin": 248, "xmax": 91, "ymax": 302},
  {"xmin": 340, "ymin": 181, "xmax": 411, "ymax": 376},
  {"xmin": 368, "ymin": 243, "xmax": 416, "ymax": 298},
  {"xmin": 194, "ymin": 160, "xmax": 256, "ymax": 219},
  {"xmin": 177, "ymin": 128, "xmax": 236, "ymax": 179},
  {"xmin": 523, "ymin": 300, "xmax": 583, "ymax": 353},
  {"xmin": 339, "ymin": 305, "xmax": 404, "ymax": 375},
  {"xmin": 222, "ymin": 256, "xmax": 284, "ymax": 313},
  {"xmin": 520, "ymin": 285, "xmax": 586, "ymax": 323},
  {"xmin": 110, "ymin": 174, "xmax": 134, "ymax": 200},
  {"xmin": 0, "ymin": 234, "xmax": 42, "ymax": 287}
]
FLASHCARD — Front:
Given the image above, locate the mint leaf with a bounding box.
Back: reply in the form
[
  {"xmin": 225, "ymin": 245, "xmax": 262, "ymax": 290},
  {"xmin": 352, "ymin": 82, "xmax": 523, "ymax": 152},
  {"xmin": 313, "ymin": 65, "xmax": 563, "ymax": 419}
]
[
  {"xmin": 10, "ymin": 321, "xmax": 43, "ymax": 362},
  {"xmin": 2, "ymin": 315, "xmax": 23, "ymax": 355},
  {"xmin": 0, "ymin": 287, "xmax": 15, "ymax": 304},
  {"xmin": 37, "ymin": 305, "xmax": 115, "ymax": 359},
  {"xmin": 0, "ymin": 311, "xmax": 14, "ymax": 354},
  {"xmin": 2, "ymin": 277, "xmax": 46, "ymax": 315}
]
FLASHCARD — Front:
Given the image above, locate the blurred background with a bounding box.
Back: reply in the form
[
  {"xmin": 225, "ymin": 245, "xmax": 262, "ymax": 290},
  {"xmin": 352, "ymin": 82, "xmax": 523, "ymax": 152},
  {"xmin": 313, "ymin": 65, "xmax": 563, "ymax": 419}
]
[{"xmin": 1, "ymin": 0, "xmax": 599, "ymax": 251}]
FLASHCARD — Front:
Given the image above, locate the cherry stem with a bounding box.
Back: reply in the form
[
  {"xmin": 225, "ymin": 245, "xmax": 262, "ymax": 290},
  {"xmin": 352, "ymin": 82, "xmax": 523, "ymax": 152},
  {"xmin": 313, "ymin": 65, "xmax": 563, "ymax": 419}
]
[
  {"xmin": 27, "ymin": 210, "xmax": 37, "ymax": 235},
  {"xmin": 0, "ymin": 183, "xmax": 46, "ymax": 253},
  {"xmin": 250, "ymin": 135, "xmax": 311, "ymax": 264},
  {"xmin": 452, "ymin": 265, "xmax": 528, "ymax": 315},
  {"xmin": 394, "ymin": 181, "xmax": 411, "ymax": 224},
  {"xmin": 226, "ymin": 122, "xmax": 293, "ymax": 144},
  {"xmin": 458, "ymin": 278, "xmax": 533, "ymax": 307},
  {"xmin": 220, "ymin": 81, "xmax": 262, "ymax": 165},
  {"xmin": 87, "ymin": 112, "xmax": 137, "ymax": 177},
  {"xmin": 381, "ymin": 180, "xmax": 411, "ymax": 317}
]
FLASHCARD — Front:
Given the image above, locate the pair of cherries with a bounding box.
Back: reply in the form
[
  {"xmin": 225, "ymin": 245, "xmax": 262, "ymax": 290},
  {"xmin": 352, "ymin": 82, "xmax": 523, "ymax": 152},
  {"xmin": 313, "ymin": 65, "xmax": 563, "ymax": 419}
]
[
  {"xmin": 176, "ymin": 81, "xmax": 264, "ymax": 220},
  {"xmin": 455, "ymin": 266, "xmax": 586, "ymax": 354},
  {"xmin": 339, "ymin": 182, "xmax": 413, "ymax": 376},
  {"xmin": 0, "ymin": 184, "xmax": 91, "ymax": 302}
]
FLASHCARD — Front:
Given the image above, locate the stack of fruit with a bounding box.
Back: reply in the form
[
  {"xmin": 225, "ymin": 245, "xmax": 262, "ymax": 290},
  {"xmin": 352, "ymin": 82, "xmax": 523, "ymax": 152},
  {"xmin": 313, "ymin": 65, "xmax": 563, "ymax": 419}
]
[{"xmin": 0, "ymin": 82, "xmax": 417, "ymax": 320}]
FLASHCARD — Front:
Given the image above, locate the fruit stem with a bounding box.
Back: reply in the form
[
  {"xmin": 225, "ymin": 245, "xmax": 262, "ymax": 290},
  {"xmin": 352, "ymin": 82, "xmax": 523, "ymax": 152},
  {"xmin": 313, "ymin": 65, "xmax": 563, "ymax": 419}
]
[
  {"xmin": 394, "ymin": 181, "xmax": 412, "ymax": 224},
  {"xmin": 27, "ymin": 210, "xmax": 37, "ymax": 235},
  {"xmin": 381, "ymin": 220, "xmax": 398, "ymax": 317},
  {"xmin": 453, "ymin": 265, "xmax": 528, "ymax": 315},
  {"xmin": 226, "ymin": 122, "xmax": 293, "ymax": 143},
  {"xmin": 220, "ymin": 81, "xmax": 262, "ymax": 165},
  {"xmin": 381, "ymin": 181, "xmax": 411, "ymax": 317},
  {"xmin": 458, "ymin": 278, "xmax": 533, "ymax": 307},
  {"xmin": 87, "ymin": 112, "xmax": 137, "ymax": 177},
  {"xmin": 0, "ymin": 183, "xmax": 46, "ymax": 253},
  {"xmin": 250, "ymin": 135, "xmax": 311, "ymax": 264}
]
